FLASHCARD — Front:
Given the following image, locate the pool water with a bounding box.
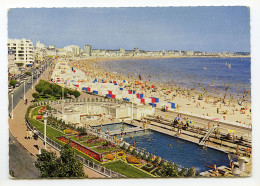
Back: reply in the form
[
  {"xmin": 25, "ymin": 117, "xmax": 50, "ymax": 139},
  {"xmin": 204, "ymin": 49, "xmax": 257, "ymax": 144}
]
[
  {"xmin": 123, "ymin": 130, "xmax": 230, "ymax": 172},
  {"xmin": 93, "ymin": 123, "xmax": 136, "ymax": 133}
]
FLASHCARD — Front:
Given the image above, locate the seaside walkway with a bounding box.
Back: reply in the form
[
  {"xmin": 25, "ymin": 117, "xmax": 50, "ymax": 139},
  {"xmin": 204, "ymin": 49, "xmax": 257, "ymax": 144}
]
[{"xmin": 8, "ymin": 66, "xmax": 105, "ymax": 178}]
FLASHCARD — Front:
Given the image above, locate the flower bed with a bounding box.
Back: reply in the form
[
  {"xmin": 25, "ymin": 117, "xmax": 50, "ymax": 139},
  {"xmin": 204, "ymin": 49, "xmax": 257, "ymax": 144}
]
[
  {"xmin": 36, "ymin": 115, "xmax": 43, "ymax": 120},
  {"xmin": 82, "ymin": 138, "xmax": 106, "ymax": 147},
  {"xmin": 141, "ymin": 163, "xmax": 155, "ymax": 172},
  {"xmin": 92, "ymin": 145, "xmax": 120, "ymax": 153},
  {"xmin": 105, "ymin": 154, "xmax": 115, "ymax": 160},
  {"xmin": 69, "ymin": 134, "xmax": 96, "ymax": 141},
  {"xmin": 38, "ymin": 107, "xmax": 46, "ymax": 113},
  {"xmin": 126, "ymin": 156, "xmax": 140, "ymax": 164}
]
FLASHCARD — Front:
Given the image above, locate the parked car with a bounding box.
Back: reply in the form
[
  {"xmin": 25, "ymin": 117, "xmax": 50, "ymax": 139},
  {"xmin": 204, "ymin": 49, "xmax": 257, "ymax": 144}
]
[{"xmin": 8, "ymin": 86, "xmax": 13, "ymax": 92}]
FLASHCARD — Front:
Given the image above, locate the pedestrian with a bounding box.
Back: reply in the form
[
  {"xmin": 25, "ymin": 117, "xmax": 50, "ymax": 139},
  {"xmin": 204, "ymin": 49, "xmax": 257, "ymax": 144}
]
[
  {"xmin": 26, "ymin": 129, "xmax": 29, "ymax": 139},
  {"xmin": 192, "ymin": 166, "xmax": 196, "ymax": 177},
  {"xmin": 230, "ymin": 161, "xmax": 234, "ymax": 172},
  {"xmin": 33, "ymin": 128, "xmax": 38, "ymax": 140},
  {"xmin": 29, "ymin": 130, "xmax": 33, "ymax": 139}
]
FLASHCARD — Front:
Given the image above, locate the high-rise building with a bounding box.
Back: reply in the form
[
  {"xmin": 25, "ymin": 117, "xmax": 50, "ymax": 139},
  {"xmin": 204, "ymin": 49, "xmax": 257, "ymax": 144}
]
[
  {"xmin": 7, "ymin": 38, "xmax": 34, "ymax": 65},
  {"xmin": 84, "ymin": 44, "xmax": 92, "ymax": 56},
  {"xmin": 64, "ymin": 45, "xmax": 81, "ymax": 57}
]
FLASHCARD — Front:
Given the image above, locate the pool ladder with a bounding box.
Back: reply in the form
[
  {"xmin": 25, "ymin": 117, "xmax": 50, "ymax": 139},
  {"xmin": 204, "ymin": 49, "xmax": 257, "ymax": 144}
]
[{"xmin": 199, "ymin": 126, "xmax": 218, "ymax": 146}]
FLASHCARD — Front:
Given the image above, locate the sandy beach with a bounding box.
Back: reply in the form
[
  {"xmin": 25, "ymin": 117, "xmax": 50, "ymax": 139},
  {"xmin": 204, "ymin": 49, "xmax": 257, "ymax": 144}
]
[{"xmin": 68, "ymin": 57, "xmax": 251, "ymax": 126}]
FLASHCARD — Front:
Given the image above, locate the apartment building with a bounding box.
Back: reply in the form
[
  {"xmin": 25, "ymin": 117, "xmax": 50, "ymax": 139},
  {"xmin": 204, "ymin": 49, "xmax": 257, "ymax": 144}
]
[{"xmin": 7, "ymin": 38, "xmax": 34, "ymax": 66}]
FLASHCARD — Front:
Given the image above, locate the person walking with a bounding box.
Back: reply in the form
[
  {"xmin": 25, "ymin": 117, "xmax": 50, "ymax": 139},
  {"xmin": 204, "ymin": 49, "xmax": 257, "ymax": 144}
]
[
  {"xmin": 29, "ymin": 130, "xmax": 33, "ymax": 139},
  {"xmin": 26, "ymin": 129, "xmax": 29, "ymax": 139},
  {"xmin": 33, "ymin": 128, "xmax": 38, "ymax": 140}
]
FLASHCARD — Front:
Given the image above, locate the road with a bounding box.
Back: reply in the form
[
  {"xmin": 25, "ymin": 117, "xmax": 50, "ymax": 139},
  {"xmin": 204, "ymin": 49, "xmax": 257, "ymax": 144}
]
[
  {"xmin": 9, "ymin": 131, "xmax": 40, "ymax": 178},
  {"xmin": 8, "ymin": 62, "xmax": 50, "ymax": 113},
  {"xmin": 8, "ymin": 62, "xmax": 50, "ymax": 178}
]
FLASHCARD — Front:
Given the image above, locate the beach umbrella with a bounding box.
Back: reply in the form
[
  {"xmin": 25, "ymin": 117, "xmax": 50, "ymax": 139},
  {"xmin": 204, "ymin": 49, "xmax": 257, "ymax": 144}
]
[
  {"xmin": 188, "ymin": 120, "xmax": 193, "ymax": 124},
  {"xmin": 228, "ymin": 130, "xmax": 236, "ymax": 133}
]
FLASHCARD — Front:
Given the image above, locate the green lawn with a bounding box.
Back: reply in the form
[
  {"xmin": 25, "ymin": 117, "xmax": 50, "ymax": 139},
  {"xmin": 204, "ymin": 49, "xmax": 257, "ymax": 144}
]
[
  {"xmin": 29, "ymin": 118, "xmax": 64, "ymax": 140},
  {"xmin": 81, "ymin": 141, "xmax": 106, "ymax": 147},
  {"xmin": 103, "ymin": 160, "xmax": 153, "ymax": 178},
  {"xmin": 69, "ymin": 135, "xmax": 96, "ymax": 142},
  {"xmin": 91, "ymin": 146, "xmax": 120, "ymax": 154}
]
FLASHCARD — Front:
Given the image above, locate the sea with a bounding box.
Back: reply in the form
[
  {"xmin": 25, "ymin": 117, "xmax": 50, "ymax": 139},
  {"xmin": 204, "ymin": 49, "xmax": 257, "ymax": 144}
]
[{"xmin": 99, "ymin": 57, "xmax": 251, "ymax": 100}]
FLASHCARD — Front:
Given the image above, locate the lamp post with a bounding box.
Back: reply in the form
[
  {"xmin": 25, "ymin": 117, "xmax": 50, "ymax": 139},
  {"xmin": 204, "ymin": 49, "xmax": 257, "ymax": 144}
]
[
  {"xmin": 11, "ymin": 91, "xmax": 14, "ymax": 119},
  {"xmin": 132, "ymin": 83, "xmax": 134, "ymax": 120},
  {"xmin": 62, "ymin": 85, "xmax": 64, "ymax": 115},
  {"xmin": 43, "ymin": 113, "xmax": 48, "ymax": 150},
  {"xmin": 23, "ymin": 81, "xmax": 26, "ymax": 100},
  {"xmin": 31, "ymin": 71, "xmax": 33, "ymax": 89}
]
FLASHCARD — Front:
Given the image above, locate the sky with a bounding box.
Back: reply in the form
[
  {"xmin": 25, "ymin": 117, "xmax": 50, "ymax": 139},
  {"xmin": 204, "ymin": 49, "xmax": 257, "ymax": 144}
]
[{"xmin": 8, "ymin": 7, "xmax": 250, "ymax": 52}]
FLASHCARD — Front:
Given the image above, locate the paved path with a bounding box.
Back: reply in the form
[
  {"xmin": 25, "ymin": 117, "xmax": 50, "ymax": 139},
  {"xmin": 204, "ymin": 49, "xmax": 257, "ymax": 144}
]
[{"xmin": 9, "ymin": 66, "xmax": 104, "ymax": 178}]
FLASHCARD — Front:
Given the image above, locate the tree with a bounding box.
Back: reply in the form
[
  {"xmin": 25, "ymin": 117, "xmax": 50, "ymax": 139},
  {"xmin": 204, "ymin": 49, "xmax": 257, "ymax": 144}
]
[
  {"xmin": 35, "ymin": 84, "xmax": 44, "ymax": 93},
  {"xmin": 9, "ymin": 80, "xmax": 17, "ymax": 88},
  {"xmin": 153, "ymin": 156, "xmax": 159, "ymax": 165},
  {"xmin": 186, "ymin": 167, "xmax": 194, "ymax": 177},
  {"xmin": 43, "ymin": 87, "xmax": 53, "ymax": 95},
  {"xmin": 35, "ymin": 143, "xmax": 86, "ymax": 178},
  {"xmin": 178, "ymin": 168, "xmax": 187, "ymax": 177},
  {"xmin": 25, "ymin": 71, "xmax": 32, "ymax": 76},
  {"xmin": 35, "ymin": 149, "xmax": 61, "ymax": 178},
  {"xmin": 73, "ymin": 90, "xmax": 81, "ymax": 98},
  {"xmin": 147, "ymin": 154, "xmax": 153, "ymax": 162},
  {"xmin": 68, "ymin": 89, "xmax": 74, "ymax": 97},
  {"xmin": 160, "ymin": 162, "xmax": 178, "ymax": 177},
  {"xmin": 16, "ymin": 63, "xmax": 24, "ymax": 67},
  {"xmin": 59, "ymin": 142, "xmax": 86, "ymax": 178},
  {"xmin": 32, "ymin": 92, "xmax": 40, "ymax": 99}
]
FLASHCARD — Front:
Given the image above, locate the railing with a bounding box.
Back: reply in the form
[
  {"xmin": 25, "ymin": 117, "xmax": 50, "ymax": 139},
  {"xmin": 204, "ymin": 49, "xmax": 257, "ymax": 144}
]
[
  {"xmin": 199, "ymin": 126, "xmax": 218, "ymax": 146},
  {"xmin": 25, "ymin": 115, "xmax": 125, "ymax": 178}
]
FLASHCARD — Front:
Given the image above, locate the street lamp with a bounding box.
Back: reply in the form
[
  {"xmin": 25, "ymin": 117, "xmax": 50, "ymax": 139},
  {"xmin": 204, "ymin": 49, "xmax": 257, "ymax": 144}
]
[
  {"xmin": 11, "ymin": 91, "xmax": 14, "ymax": 119},
  {"xmin": 31, "ymin": 71, "xmax": 33, "ymax": 89},
  {"xmin": 62, "ymin": 85, "xmax": 64, "ymax": 115},
  {"xmin": 43, "ymin": 113, "xmax": 48, "ymax": 150},
  {"xmin": 23, "ymin": 81, "xmax": 26, "ymax": 100},
  {"xmin": 132, "ymin": 83, "xmax": 134, "ymax": 120}
]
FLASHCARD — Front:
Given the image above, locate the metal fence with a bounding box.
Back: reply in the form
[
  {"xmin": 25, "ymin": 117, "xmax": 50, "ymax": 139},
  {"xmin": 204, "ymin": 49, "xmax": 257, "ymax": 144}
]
[{"xmin": 25, "ymin": 116, "xmax": 125, "ymax": 178}]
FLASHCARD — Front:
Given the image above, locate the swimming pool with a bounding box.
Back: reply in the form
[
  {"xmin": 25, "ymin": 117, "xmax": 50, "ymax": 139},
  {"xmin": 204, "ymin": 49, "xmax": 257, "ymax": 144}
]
[
  {"xmin": 123, "ymin": 129, "xmax": 230, "ymax": 172},
  {"xmin": 93, "ymin": 123, "xmax": 136, "ymax": 133}
]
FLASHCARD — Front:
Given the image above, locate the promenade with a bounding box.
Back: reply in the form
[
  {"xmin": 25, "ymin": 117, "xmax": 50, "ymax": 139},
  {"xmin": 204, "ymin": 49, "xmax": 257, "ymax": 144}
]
[{"xmin": 8, "ymin": 66, "xmax": 105, "ymax": 178}]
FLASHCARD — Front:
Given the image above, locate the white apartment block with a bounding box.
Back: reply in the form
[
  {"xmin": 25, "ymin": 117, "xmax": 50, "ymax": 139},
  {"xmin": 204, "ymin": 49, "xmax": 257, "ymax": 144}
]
[
  {"xmin": 64, "ymin": 45, "xmax": 81, "ymax": 57},
  {"xmin": 8, "ymin": 49, "xmax": 20, "ymax": 75},
  {"xmin": 35, "ymin": 41, "xmax": 47, "ymax": 61},
  {"xmin": 8, "ymin": 38, "xmax": 34, "ymax": 65}
]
